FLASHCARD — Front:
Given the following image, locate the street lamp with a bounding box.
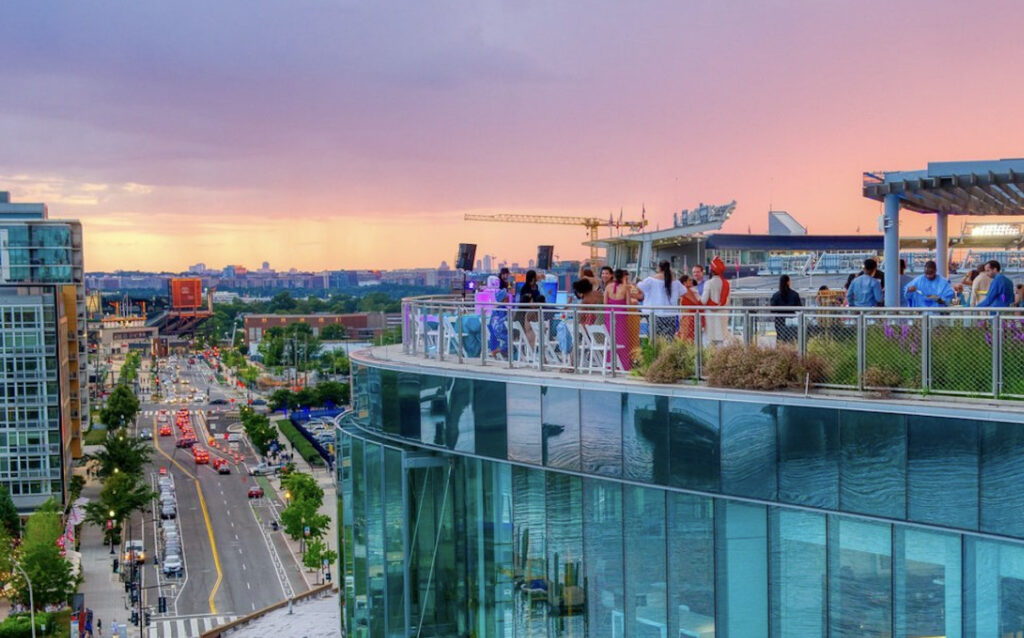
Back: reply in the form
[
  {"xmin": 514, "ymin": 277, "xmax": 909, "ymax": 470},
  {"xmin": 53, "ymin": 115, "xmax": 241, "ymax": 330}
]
[
  {"xmin": 109, "ymin": 509, "xmax": 117, "ymax": 554},
  {"xmin": 12, "ymin": 562, "xmax": 35, "ymax": 638}
]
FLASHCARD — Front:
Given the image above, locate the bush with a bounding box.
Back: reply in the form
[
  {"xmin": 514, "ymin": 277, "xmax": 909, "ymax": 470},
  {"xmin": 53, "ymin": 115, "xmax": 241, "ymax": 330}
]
[
  {"xmin": 278, "ymin": 420, "xmax": 325, "ymax": 466},
  {"xmin": 0, "ymin": 611, "xmax": 55, "ymax": 638},
  {"xmin": 706, "ymin": 343, "xmax": 820, "ymax": 390},
  {"xmin": 864, "ymin": 365, "xmax": 903, "ymax": 391},
  {"xmin": 644, "ymin": 339, "xmax": 694, "ymax": 384}
]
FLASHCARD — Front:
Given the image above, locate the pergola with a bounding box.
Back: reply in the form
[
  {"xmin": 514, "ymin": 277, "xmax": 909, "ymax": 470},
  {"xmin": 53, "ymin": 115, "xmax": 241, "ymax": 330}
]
[{"xmin": 863, "ymin": 158, "xmax": 1024, "ymax": 306}]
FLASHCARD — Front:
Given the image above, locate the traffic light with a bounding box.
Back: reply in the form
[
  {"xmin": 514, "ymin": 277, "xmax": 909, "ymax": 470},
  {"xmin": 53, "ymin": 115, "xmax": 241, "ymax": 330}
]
[
  {"xmin": 131, "ymin": 611, "xmax": 139, "ymax": 626},
  {"xmin": 144, "ymin": 611, "xmax": 151, "ymax": 626}
]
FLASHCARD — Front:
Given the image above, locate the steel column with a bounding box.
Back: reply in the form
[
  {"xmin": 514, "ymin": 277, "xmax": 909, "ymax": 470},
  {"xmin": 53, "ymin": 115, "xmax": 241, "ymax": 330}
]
[
  {"xmin": 883, "ymin": 193, "xmax": 901, "ymax": 307},
  {"xmin": 936, "ymin": 211, "xmax": 949, "ymax": 278}
]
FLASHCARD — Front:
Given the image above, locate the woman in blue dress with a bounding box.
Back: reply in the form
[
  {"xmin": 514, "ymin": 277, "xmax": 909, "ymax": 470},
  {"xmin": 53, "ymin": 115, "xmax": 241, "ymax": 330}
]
[{"xmin": 488, "ymin": 288, "xmax": 510, "ymax": 358}]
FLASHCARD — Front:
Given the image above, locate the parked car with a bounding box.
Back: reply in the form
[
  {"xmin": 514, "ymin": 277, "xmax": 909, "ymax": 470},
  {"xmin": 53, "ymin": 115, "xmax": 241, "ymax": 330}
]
[
  {"xmin": 162, "ymin": 554, "xmax": 183, "ymax": 576},
  {"xmin": 161, "ymin": 503, "xmax": 177, "ymax": 519},
  {"xmin": 247, "ymin": 462, "xmax": 280, "ymax": 476},
  {"xmin": 139, "ymin": 428, "xmax": 152, "ymax": 440},
  {"xmin": 247, "ymin": 486, "xmax": 264, "ymax": 498}
]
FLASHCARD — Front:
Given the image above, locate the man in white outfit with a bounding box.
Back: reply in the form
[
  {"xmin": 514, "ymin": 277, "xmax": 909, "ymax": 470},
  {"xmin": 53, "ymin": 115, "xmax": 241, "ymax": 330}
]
[{"xmin": 700, "ymin": 256, "xmax": 732, "ymax": 344}]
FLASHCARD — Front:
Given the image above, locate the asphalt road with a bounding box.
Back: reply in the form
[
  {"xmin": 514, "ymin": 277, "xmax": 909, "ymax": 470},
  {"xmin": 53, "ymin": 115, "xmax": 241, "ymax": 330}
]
[{"xmin": 126, "ymin": 357, "xmax": 296, "ymax": 635}]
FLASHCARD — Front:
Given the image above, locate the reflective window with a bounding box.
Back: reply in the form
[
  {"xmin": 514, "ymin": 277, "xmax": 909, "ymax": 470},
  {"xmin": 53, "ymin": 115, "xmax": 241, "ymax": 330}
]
[
  {"xmin": 383, "ymin": 448, "xmax": 405, "ymax": 636},
  {"xmin": 965, "ymin": 536, "xmax": 1024, "ymax": 637},
  {"xmin": 472, "ymin": 380, "xmax": 506, "ymax": 459},
  {"xmin": 379, "ymin": 369, "xmax": 399, "ymax": 435},
  {"xmin": 777, "ymin": 406, "xmax": 838, "ymax": 509},
  {"xmin": 667, "ymin": 493, "xmax": 715, "ymax": 638},
  {"xmin": 623, "ymin": 393, "xmax": 669, "ymax": 484},
  {"xmin": 720, "ymin": 402, "xmax": 777, "ymax": 500},
  {"xmin": 541, "ymin": 387, "xmax": 580, "ymax": 471},
  {"xmin": 349, "ymin": 437, "xmax": 368, "ymax": 630},
  {"xmin": 716, "ymin": 501, "xmax": 767, "ymax": 637},
  {"xmin": 507, "ymin": 384, "xmax": 542, "ymax": 464},
  {"xmin": 418, "ymin": 375, "xmax": 447, "ymax": 447},
  {"xmin": 770, "ymin": 509, "xmax": 826, "ymax": 638},
  {"xmin": 546, "ymin": 473, "xmax": 584, "ymax": 636},
  {"xmin": 829, "ymin": 517, "xmax": 891, "ymax": 638},
  {"xmin": 981, "ymin": 420, "xmax": 1024, "ymax": 538},
  {"xmin": 839, "ymin": 410, "xmax": 906, "ymax": 519},
  {"xmin": 512, "ymin": 465, "xmax": 548, "ymax": 634},
  {"xmin": 581, "ymin": 390, "xmax": 622, "ymax": 477},
  {"xmin": 668, "ymin": 397, "xmax": 720, "ymax": 492},
  {"xmin": 624, "ymin": 485, "xmax": 667, "ymax": 636},
  {"xmin": 364, "ymin": 443, "xmax": 384, "ymax": 637},
  {"xmin": 908, "ymin": 415, "xmax": 978, "ymax": 530},
  {"xmin": 395, "ymin": 371, "xmax": 421, "ymax": 439},
  {"xmin": 584, "ymin": 479, "xmax": 624, "ymax": 638},
  {"xmin": 894, "ymin": 527, "xmax": 961, "ymax": 638},
  {"xmin": 445, "ymin": 377, "xmax": 475, "ymax": 452}
]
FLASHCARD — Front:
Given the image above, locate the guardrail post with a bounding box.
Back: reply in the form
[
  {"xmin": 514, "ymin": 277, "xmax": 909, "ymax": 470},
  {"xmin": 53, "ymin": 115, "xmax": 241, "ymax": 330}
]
[
  {"xmin": 479, "ymin": 305, "xmax": 487, "ymax": 366},
  {"xmin": 743, "ymin": 310, "xmax": 752, "ymax": 346},
  {"xmin": 572, "ymin": 308, "xmax": 580, "ymax": 374},
  {"xmin": 695, "ymin": 308, "xmax": 704, "ymax": 380},
  {"xmin": 920, "ymin": 314, "xmax": 930, "ymax": 393},
  {"xmin": 609, "ymin": 308, "xmax": 617, "ymax": 378},
  {"xmin": 856, "ymin": 312, "xmax": 866, "ymax": 391},
  {"xmin": 456, "ymin": 305, "xmax": 464, "ymax": 365},
  {"xmin": 797, "ymin": 311, "xmax": 807, "ymax": 357},
  {"xmin": 438, "ymin": 306, "xmax": 446, "ymax": 362},
  {"xmin": 538, "ymin": 308, "xmax": 546, "ymax": 370},
  {"xmin": 993, "ymin": 314, "xmax": 1003, "ymax": 398},
  {"xmin": 402, "ymin": 302, "xmax": 410, "ymax": 355},
  {"xmin": 507, "ymin": 303, "xmax": 514, "ymax": 369},
  {"xmin": 422, "ymin": 305, "xmax": 430, "ymax": 360}
]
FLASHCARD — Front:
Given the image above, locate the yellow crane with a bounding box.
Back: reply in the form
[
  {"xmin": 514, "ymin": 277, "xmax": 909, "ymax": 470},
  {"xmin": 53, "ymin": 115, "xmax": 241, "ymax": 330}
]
[{"xmin": 463, "ymin": 213, "xmax": 647, "ymax": 259}]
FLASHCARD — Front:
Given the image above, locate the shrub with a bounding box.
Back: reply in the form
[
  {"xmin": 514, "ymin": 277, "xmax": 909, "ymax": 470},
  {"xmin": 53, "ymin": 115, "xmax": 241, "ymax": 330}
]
[
  {"xmin": 0, "ymin": 612, "xmax": 55, "ymax": 638},
  {"xmin": 705, "ymin": 343, "xmax": 819, "ymax": 390},
  {"xmin": 644, "ymin": 339, "xmax": 694, "ymax": 384},
  {"xmin": 278, "ymin": 420, "xmax": 325, "ymax": 466},
  {"xmin": 863, "ymin": 365, "xmax": 903, "ymax": 391}
]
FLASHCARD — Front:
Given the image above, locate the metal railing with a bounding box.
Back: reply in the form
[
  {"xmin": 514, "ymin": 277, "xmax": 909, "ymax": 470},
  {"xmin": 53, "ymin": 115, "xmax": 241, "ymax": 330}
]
[{"xmin": 400, "ymin": 295, "xmax": 1024, "ymax": 400}]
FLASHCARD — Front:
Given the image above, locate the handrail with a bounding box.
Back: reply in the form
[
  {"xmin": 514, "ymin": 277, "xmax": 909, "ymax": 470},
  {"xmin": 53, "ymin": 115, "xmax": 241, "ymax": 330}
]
[{"xmin": 398, "ymin": 296, "xmax": 1024, "ymax": 400}]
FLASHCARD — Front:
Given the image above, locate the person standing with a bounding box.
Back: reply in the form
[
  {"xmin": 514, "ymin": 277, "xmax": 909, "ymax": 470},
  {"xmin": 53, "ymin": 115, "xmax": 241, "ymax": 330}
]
[
  {"xmin": 770, "ymin": 274, "xmax": 802, "ymax": 342},
  {"xmin": 676, "ymin": 274, "xmax": 703, "ymax": 342},
  {"xmin": 110, "ymin": 619, "xmax": 118, "ymax": 636},
  {"xmin": 976, "ymin": 260, "xmax": 1014, "ymax": 307},
  {"xmin": 904, "ymin": 260, "xmax": 955, "ymax": 307},
  {"xmin": 700, "ymin": 256, "xmax": 732, "ymax": 344},
  {"xmin": 846, "ymin": 258, "xmax": 883, "ymax": 307},
  {"xmin": 972, "ymin": 265, "xmax": 992, "ymax": 305},
  {"xmin": 899, "ymin": 259, "xmax": 914, "ymax": 307},
  {"xmin": 638, "ymin": 260, "xmax": 685, "ymax": 339},
  {"xmin": 691, "ymin": 264, "xmax": 706, "ymax": 296},
  {"xmin": 604, "ymin": 270, "xmax": 635, "ymax": 370},
  {"xmin": 96, "ymin": 618, "xmax": 102, "ymax": 636}
]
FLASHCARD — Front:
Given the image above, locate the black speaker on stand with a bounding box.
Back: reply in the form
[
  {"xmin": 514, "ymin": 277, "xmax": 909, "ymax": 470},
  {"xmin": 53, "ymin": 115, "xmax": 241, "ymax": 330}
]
[
  {"xmin": 456, "ymin": 243, "xmax": 477, "ymax": 300},
  {"xmin": 537, "ymin": 245, "xmax": 554, "ymax": 270}
]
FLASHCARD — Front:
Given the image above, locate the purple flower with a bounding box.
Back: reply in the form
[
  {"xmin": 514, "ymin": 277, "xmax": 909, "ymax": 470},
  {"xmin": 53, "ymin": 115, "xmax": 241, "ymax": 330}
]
[
  {"xmin": 985, "ymin": 332, "xmax": 992, "ymax": 346},
  {"xmin": 884, "ymin": 323, "xmax": 894, "ymax": 339},
  {"xmin": 901, "ymin": 324, "xmax": 910, "ymax": 340}
]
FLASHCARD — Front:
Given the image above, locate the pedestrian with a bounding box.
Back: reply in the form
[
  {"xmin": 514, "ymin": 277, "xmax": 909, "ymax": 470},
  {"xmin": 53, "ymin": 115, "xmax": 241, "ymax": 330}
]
[
  {"xmin": 110, "ymin": 619, "xmax": 118, "ymax": 635},
  {"xmin": 96, "ymin": 617, "xmax": 102, "ymax": 636}
]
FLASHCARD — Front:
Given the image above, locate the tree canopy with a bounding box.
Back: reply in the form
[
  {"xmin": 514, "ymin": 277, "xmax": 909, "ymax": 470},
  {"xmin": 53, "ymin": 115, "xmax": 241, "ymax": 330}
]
[
  {"xmin": 84, "ymin": 472, "xmax": 156, "ymax": 532},
  {"xmin": 88, "ymin": 428, "xmax": 153, "ymax": 479},
  {"xmin": 0, "ymin": 486, "xmax": 20, "ymax": 538},
  {"xmin": 100, "ymin": 384, "xmax": 140, "ymax": 429},
  {"xmin": 12, "ymin": 500, "xmax": 75, "ymax": 609}
]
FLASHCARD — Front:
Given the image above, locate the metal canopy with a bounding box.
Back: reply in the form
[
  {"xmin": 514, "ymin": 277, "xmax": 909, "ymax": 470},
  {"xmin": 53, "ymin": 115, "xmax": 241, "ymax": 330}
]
[{"xmin": 863, "ymin": 159, "xmax": 1024, "ymax": 215}]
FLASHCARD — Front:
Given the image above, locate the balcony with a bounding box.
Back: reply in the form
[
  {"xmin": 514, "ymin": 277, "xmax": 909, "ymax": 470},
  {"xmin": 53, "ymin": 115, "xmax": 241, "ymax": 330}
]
[{"xmin": 400, "ymin": 296, "xmax": 1024, "ymax": 402}]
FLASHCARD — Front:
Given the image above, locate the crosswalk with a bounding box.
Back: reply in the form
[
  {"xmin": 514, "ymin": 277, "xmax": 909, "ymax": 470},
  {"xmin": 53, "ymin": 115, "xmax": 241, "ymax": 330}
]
[
  {"xmin": 148, "ymin": 614, "xmax": 237, "ymax": 637},
  {"xmin": 141, "ymin": 409, "xmax": 206, "ymax": 416}
]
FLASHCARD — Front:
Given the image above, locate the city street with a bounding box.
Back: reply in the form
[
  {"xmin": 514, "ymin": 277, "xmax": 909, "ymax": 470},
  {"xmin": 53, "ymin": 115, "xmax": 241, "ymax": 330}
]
[{"xmin": 124, "ymin": 357, "xmax": 306, "ymax": 637}]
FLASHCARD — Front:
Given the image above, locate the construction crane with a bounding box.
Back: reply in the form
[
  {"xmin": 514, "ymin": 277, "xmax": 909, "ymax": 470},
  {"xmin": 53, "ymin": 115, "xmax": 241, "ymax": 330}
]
[{"xmin": 464, "ymin": 213, "xmax": 647, "ymax": 259}]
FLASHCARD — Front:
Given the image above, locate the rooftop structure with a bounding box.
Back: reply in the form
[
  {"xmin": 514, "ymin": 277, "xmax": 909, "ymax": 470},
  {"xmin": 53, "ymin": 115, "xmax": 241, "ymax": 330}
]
[
  {"xmin": 767, "ymin": 209, "xmax": 806, "ymax": 235},
  {"xmin": 0, "ymin": 191, "xmax": 47, "ymax": 219},
  {"xmin": 863, "ymin": 158, "xmax": 1024, "ymax": 305}
]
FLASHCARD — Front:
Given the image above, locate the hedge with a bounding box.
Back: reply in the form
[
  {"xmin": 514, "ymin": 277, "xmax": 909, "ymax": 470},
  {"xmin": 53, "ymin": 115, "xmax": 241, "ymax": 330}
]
[
  {"xmin": 0, "ymin": 611, "xmax": 57, "ymax": 638},
  {"xmin": 277, "ymin": 420, "xmax": 324, "ymax": 466}
]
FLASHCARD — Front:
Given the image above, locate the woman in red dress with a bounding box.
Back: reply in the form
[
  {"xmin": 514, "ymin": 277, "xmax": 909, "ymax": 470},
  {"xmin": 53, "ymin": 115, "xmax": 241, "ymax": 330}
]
[{"xmin": 677, "ymin": 274, "xmax": 703, "ymax": 341}]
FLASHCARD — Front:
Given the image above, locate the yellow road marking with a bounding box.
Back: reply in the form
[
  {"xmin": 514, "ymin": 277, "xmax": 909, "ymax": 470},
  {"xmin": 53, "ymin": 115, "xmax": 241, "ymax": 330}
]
[{"xmin": 152, "ymin": 414, "xmax": 223, "ymax": 613}]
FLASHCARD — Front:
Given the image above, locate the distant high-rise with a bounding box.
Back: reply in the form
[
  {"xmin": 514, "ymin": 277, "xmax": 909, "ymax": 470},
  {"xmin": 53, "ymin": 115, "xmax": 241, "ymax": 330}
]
[
  {"xmin": 483, "ymin": 255, "xmax": 493, "ymax": 272},
  {"xmin": 188, "ymin": 263, "xmax": 206, "ymax": 274},
  {"xmin": 476, "ymin": 259, "xmax": 482, "ymax": 271},
  {"xmin": 0, "ymin": 191, "xmax": 86, "ymax": 512},
  {"xmin": 528, "ymin": 259, "xmax": 535, "ymax": 268}
]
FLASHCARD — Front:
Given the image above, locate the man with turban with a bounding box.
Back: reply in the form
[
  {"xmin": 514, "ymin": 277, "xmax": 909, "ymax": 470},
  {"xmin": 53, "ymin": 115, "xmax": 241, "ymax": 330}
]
[{"xmin": 701, "ymin": 256, "xmax": 732, "ymax": 343}]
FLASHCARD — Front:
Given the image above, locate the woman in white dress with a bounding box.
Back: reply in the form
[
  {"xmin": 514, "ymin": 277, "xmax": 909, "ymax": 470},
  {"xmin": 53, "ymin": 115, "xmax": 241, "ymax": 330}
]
[{"xmin": 700, "ymin": 256, "xmax": 732, "ymax": 344}]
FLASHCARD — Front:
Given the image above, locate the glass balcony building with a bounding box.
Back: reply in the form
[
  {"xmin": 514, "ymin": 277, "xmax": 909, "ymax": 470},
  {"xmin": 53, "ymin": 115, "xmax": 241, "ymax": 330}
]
[{"xmin": 341, "ymin": 351, "xmax": 1024, "ymax": 637}]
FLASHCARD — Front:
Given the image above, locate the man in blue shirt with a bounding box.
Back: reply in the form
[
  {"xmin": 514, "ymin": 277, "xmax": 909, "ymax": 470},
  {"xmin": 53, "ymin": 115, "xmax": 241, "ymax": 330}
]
[
  {"xmin": 977, "ymin": 259, "xmax": 1014, "ymax": 307},
  {"xmin": 846, "ymin": 258, "xmax": 883, "ymax": 307},
  {"xmin": 904, "ymin": 260, "xmax": 955, "ymax": 307}
]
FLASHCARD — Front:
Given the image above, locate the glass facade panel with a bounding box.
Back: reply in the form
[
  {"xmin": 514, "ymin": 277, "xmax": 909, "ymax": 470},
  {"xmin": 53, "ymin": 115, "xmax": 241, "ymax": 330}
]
[
  {"xmin": 395, "ymin": 371, "xmax": 421, "ymax": 439},
  {"xmin": 546, "ymin": 473, "xmax": 584, "ymax": 635},
  {"xmin": 580, "ymin": 390, "xmax": 622, "ymax": 477},
  {"xmin": 908, "ymin": 415, "xmax": 978, "ymax": 530},
  {"xmin": 668, "ymin": 397, "xmax": 720, "ymax": 492},
  {"xmin": 507, "ymin": 384, "xmax": 542, "ymax": 465},
  {"xmin": 894, "ymin": 527, "xmax": 961, "ymax": 638},
  {"xmin": 840, "ymin": 410, "xmax": 906, "ymax": 519},
  {"xmin": 965, "ymin": 536, "xmax": 1024, "ymax": 638},
  {"xmin": 623, "ymin": 393, "xmax": 668, "ymax": 484},
  {"xmin": 770, "ymin": 509, "xmax": 826, "ymax": 638},
  {"xmin": 624, "ymin": 485, "xmax": 667, "ymax": 637},
  {"xmin": 584, "ymin": 479, "xmax": 624, "ymax": 638},
  {"xmin": 980, "ymin": 420, "xmax": 1024, "ymax": 538},
  {"xmin": 720, "ymin": 402, "xmax": 776, "ymax": 500},
  {"xmin": 513, "ymin": 465, "xmax": 547, "ymax": 635},
  {"xmin": 383, "ymin": 448, "xmax": 405, "ymax": 636},
  {"xmin": 777, "ymin": 405, "xmax": 838, "ymax": 509},
  {"xmin": 667, "ymin": 492, "xmax": 715, "ymax": 638},
  {"xmin": 418, "ymin": 375, "xmax": 447, "ymax": 447},
  {"xmin": 829, "ymin": 517, "xmax": 891, "ymax": 638},
  {"xmin": 540, "ymin": 387, "xmax": 580, "ymax": 471},
  {"xmin": 716, "ymin": 501, "xmax": 768, "ymax": 638},
  {"xmin": 446, "ymin": 377, "xmax": 475, "ymax": 453},
  {"xmin": 473, "ymin": 380, "xmax": 507, "ymax": 459},
  {"xmin": 364, "ymin": 443, "xmax": 385, "ymax": 637}
]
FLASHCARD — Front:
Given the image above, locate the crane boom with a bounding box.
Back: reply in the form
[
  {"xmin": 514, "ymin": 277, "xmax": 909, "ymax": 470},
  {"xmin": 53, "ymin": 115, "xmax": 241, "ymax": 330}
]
[{"xmin": 464, "ymin": 213, "xmax": 647, "ymax": 259}]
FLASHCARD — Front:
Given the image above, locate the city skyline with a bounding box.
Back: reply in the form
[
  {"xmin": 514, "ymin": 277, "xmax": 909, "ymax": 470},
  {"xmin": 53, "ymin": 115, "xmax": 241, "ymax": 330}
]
[{"xmin": 3, "ymin": 1, "xmax": 1023, "ymax": 271}]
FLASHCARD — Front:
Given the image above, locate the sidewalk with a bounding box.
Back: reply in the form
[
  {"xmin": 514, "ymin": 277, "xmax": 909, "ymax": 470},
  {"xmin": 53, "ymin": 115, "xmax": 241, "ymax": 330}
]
[{"xmin": 76, "ymin": 453, "xmax": 138, "ymax": 637}]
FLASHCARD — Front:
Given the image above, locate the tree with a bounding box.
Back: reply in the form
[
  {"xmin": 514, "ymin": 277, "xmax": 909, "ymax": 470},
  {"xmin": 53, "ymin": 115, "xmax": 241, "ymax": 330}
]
[
  {"xmin": 0, "ymin": 486, "xmax": 20, "ymax": 538},
  {"xmin": 239, "ymin": 365, "xmax": 259, "ymax": 387},
  {"xmin": 100, "ymin": 384, "xmax": 140, "ymax": 429},
  {"xmin": 303, "ymin": 537, "xmax": 325, "ymax": 570},
  {"xmin": 85, "ymin": 472, "xmax": 155, "ymax": 534},
  {"xmin": 318, "ymin": 324, "xmax": 346, "ymax": 340},
  {"xmin": 13, "ymin": 500, "xmax": 75, "ymax": 609},
  {"xmin": 280, "ymin": 498, "xmax": 330, "ymax": 542},
  {"xmin": 268, "ymin": 292, "xmax": 297, "ymax": 313},
  {"xmin": 294, "ymin": 387, "xmax": 316, "ymax": 409},
  {"xmin": 88, "ymin": 429, "xmax": 153, "ymax": 479},
  {"xmin": 258, "ymin": 327, "xmax": 287, "ymax": 366},
  {"xmin": 239, "ymin": 409, "xmax": 277, "ymax": 455},
  {"xmin": 281, "ymin": 472, "xmax": 324, "ymax": 507},
  {"xmin": 313, "ymin": 381, "xmax": 348, "ymax": 407},
  {"xmin": 268, "ymin": 388, "xmax": 293, "ymax": 412}
]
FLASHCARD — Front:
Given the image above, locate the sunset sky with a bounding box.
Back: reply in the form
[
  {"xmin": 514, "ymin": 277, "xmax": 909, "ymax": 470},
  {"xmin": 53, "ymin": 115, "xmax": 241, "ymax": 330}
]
[{"xmin": 2, "ymin": 1, "xmax": 1022, "ymax": 272}]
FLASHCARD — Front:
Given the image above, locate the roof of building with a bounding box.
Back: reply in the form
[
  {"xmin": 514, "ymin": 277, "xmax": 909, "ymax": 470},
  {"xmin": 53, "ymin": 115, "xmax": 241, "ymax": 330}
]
[
  {"xmin": 706, "ymin": 233, "xmax": 883, "ymax": 251},
  {"xmin": 863, "ymin": 158, "xmax": 1024, "ymax": 215}
]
